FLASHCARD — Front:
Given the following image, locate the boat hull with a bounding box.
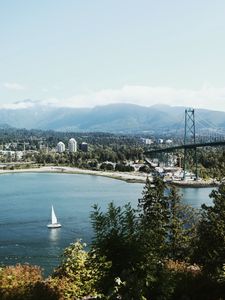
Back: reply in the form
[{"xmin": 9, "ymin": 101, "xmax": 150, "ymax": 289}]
[{"xmin": 47, "ymin": 223, "xmax": 61, "ymax": 228}]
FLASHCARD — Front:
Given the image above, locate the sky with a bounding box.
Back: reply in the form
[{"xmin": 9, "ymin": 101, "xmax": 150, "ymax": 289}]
[{"xmin": 1, "ymin": 0, "xmax": 225, "ymax": 111}]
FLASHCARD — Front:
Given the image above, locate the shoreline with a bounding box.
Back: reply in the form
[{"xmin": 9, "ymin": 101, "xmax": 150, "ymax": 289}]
[
  {"xmin": 172, "ymin": 180, "xmax": 218, "ymax": 188},
  {"xmin": 0, "ymin": 166, "xmax": 218, "ymax": 187},
  {"xmin": 0, "ymin": 166, "xmax": 148, "ymax": 184}
]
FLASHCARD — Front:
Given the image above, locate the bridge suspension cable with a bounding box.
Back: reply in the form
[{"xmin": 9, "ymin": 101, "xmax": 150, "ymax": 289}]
[{"xmin": 195, "ymin": 111, "xmax": 225, "ymax": 138}]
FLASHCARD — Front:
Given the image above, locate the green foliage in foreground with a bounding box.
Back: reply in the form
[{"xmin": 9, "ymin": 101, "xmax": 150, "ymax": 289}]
[
  {"xmin": 89, "ymin": 178, "xmax": 198, "ymax": 299},
  {"xmin": 194, "ymin": 183, "xmax": 225, "ymax": 276},
  {"xmin": 52, "ymin": 240, "xmax": 110, "ymax": 299},
  {"xmin": 2, "ymin": 179, "xmax": 225, "ymax": 299}
]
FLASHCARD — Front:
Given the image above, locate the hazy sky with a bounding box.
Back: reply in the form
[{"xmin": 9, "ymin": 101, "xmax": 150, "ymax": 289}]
[{"xmin": 1, "ymin": 0, "xmax": 225, "ymax": 111}]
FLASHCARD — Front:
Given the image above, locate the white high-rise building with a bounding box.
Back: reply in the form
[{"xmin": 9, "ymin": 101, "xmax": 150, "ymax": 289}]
[
  {"xmin": 56, "ymin": 141, "xmax": 65, "ymax": 153},
  {"xmin": 68, "ymin": 138, "xmax": 77, "ymax": 153}
]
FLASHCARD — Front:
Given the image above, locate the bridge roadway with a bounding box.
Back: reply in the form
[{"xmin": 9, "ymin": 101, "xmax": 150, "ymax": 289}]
[{"xmin": 144, "ymin": 140, "xmax": 225, "ymax": 155}]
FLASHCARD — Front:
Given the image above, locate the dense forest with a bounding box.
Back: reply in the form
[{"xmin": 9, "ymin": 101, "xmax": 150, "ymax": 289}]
[{"xmin": 1, "ymin": 178, "xmax": 225, "ymax": 299}]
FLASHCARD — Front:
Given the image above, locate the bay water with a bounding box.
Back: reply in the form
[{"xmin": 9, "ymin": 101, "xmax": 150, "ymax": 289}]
[{"xmin": 0, "ymin": 173, "xmax": 214, "ymax": 275}]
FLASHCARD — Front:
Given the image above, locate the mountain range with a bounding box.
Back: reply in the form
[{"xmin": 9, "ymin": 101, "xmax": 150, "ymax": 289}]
[{"xmin": 0, "ymin": 101, "xmax": 225, "ymax": 133}]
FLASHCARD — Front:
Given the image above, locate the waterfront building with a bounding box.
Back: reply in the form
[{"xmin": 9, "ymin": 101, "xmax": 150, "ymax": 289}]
[
  {"xmin": 68, "ymin": 138, "xmax": 77, "ymax": 153},
  {"xmin": 56, "ymin": 141, "xmax": 65, "ymax": 153}
]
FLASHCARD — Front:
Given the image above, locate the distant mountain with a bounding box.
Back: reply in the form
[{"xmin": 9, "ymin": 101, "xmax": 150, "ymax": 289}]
[
  {"xmin": 0, "ymin": 101, "xmax": 225, "ymax": 133},
  {"xmin": 0, "ymin": 123, "xmax": 12, "ymax": 129}
]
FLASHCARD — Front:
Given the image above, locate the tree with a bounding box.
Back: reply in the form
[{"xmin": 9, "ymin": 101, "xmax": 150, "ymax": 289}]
[
  {"xmin": 89, "ymin": 177, "xmax": 200, "ymax": 299},
  {"xmin": 115, "ymin": 163, "xmax": 135, "ymax": 172},
  {"xmin": 139, "ymin": 165, "xmax": 151, "ymax": 173},
  {"xmin": 194, "ymin": 183, "xmax": 225, "ymax": 276},
  {"xmin": 138, "ymin": 176, "xmax": 169, "ymax": 257},
  {"xmin": 167, "ymin": 185, "xmax": 197, "ymax": 261},
  {"xmin": 90, "ymin": 202, "xmax": 142, "ymax": 297},
  {"xmin": 0, "ymin": 264, "xmax": 43, "ymax": 300},
  {"xmin": 100, "ymin": 162, "xmax": 114, "ymax": 171},
  {"xmin": 52, "ymin": 240, "xmax": 110, "ymax": 299},
  {"xmin": 137, "ymin": 177, "xmax": 200, "ymax": 299}
]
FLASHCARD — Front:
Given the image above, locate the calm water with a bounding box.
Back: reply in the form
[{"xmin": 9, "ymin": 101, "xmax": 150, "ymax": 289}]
[{"xmin": 0, "ymin": 173, "xmax": 214, "ymax": 275}]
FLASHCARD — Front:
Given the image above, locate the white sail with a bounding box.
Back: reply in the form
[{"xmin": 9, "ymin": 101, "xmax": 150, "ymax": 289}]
[
  {"xmin": 51, "ymin": 205, "xmax": 58, "ymax": 224},
  {"xmin": 47, "ymin": 205, "xmax": 61, "ymax": 228}
]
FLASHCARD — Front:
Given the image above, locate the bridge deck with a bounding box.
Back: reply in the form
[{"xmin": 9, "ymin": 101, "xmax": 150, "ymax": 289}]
[{"xmin": 144, "ymin": 141, "xmax": 225, "ymax": 154}]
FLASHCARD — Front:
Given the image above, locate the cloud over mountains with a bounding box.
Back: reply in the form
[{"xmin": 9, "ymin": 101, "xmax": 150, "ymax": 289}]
[
  {"xmin": 1, "ymin": 84, "xmax": 225, "ymax": 112},
  {"xmin": 0, "ymin": 101, "xmax": 224, "ymax": 133},
  {"xmin": 58, "ymin": 85, "xmax": 225, "ymax": 111}
]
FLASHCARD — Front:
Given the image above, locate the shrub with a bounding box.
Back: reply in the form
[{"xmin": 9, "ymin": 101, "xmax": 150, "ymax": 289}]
[
  {"xmin": 52, "ymin": 240, "xmax": 110, "ymax": 299},
  {"xmin": 115, "ymin": 163, "xmax": 134, "ymax": 172},
  {"xmin": 0, "ymin": 264, "xmax": 42, "ymax": 300},
  {"xmin": 100, "ymin": 163, "xmax": 114, "ymax": 171}
]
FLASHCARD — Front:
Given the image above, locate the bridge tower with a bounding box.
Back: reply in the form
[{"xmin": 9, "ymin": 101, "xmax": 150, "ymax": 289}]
[{"xmin": 183, "ymin": 108, "xmax": 198, "ymax": 180}]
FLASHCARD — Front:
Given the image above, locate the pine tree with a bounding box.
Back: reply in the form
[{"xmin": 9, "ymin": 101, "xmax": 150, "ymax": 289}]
[
  {"xmin": 138, "ymin": 176, "xmax": 169, "ymax": 256},
  {"xmin": 194, "ymin": 183, "xmax": 225, "ymax": 276},
  {"xmin": 138, "ymin": 178, "xmax": 197, "ymax": 261},
  {"xmin": 167, "ymin": 185, "xmax": 197, "ymax": 261},
  {"xmin": 90, "ymin": 202, "xmax": 141, "ymax": 295}
]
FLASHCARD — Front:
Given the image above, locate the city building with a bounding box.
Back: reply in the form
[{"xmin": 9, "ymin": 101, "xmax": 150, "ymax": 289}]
[
  {"xmin": 68, "ymin": 138, "xmax": 77, "ymax": 153},
  {"xmin": 165, "ymin": 139, "xmax": 173, "ymax": 144},
  {"xmin": 80, "ymin": 142, "xmax": 88, "ymax": 152},
  {"xmin": 56, "ymin": 141, "xmax": 65, "ymax": 153},
  {"xmin": 141, "ymin": 138, "xmax": 153, "ymax": 145}
]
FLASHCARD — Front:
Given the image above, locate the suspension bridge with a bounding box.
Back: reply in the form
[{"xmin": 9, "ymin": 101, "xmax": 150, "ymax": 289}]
[
  {"xmin": 144, "ymin": 140, "xmax": 225, "ymax": 154},
  {"xmin": 144, "ymin": 108, "xmax": 225, "ymax": 179}
]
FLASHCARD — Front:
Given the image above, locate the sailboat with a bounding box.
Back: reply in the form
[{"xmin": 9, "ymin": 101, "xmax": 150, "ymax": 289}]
[{"xmin": 47, "ymin": 205, "xmax": 62, "ymax": 228}]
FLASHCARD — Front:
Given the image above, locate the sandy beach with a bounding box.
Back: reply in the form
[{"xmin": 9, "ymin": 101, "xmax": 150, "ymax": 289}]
[
  {"xmin": 0, "ymin": 166, "xmax": 218, "ymax": 187},
  {"xmin": 0, "ymin": 166, "xmax": 148, "ymax": 183}
]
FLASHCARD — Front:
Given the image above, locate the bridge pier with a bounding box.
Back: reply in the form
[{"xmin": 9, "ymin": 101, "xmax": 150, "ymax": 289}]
[{"xmin": 183, "ymin": 108, "xmax": 198, "ymax": 180}]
